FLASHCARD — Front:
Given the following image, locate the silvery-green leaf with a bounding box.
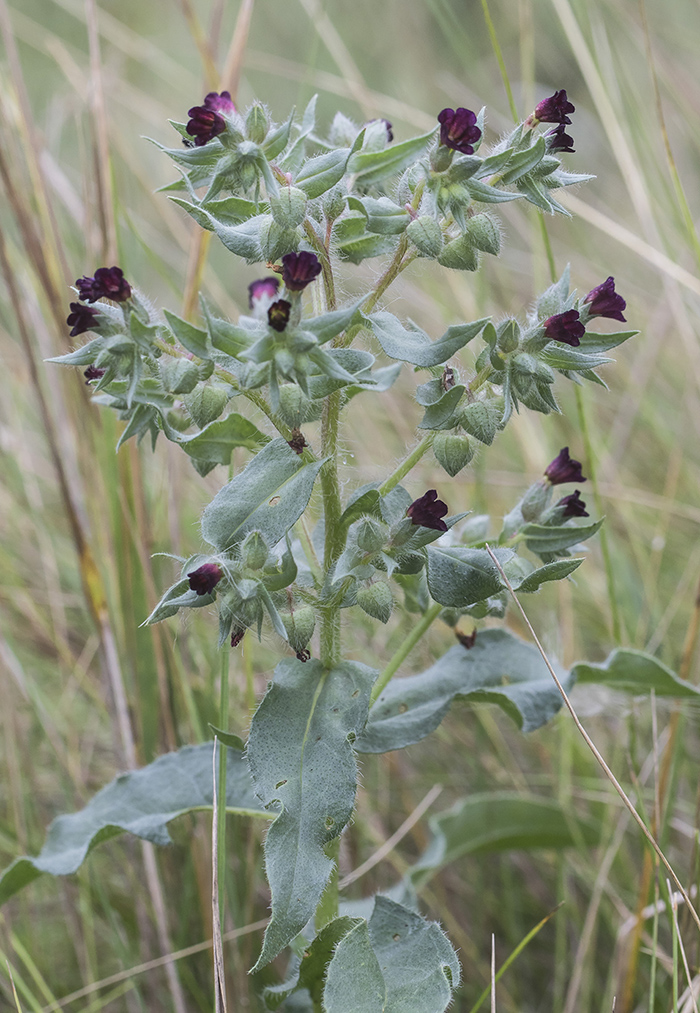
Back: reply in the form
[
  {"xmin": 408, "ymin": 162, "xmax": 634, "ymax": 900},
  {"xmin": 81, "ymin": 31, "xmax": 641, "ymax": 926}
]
[
  {"xmin": 47, "ymin": 336, "xmax": 105, "ymax": 366},
  {"xmin": 324, "ymin": 921, "xmax": 385, "ymax": 1013},
  {"xmin": 360, "ymin": 196, "xmax": 411, "ymax": 235},
  {"xmin": 302, "ymin": 299, "xmax": 364, "ymax": 344},
  {"xmin": 356, "ymin": 628, "xmax": 572, "ymax": 753},
  {"xmin": 418, "ymin": 385, "xmax": 465, "ymax": 430},
  {"xmin": 0, "ymin": 744, "xmax": 266, "ymax": 907},
  {"xmin": 336, "ymin": 231, "xmax": 399, "ymax": 263},
  {"xmin": 161, "ymin": 412, "xmax": 269, "ymax": 465},
  {"xmin": 264, "ymin": 916, "xmax": 361, "ymax": 1010},
  {"xmin": 347, "ymin": 128, "xmax": 436, "ymax": 185},
  {"xmin": 364, "ymin": 312, "xmax": 488, "ymax": 366},
  {"xmin": 572, "ymin": 650, "xmax": 700, "ymax": 698},
  {"xmin": 512, "ymin": 557, "xmax": 583, "ymax": 591},
  {"xmin": 536, "ymin": 265, "xmax": 571, "ymax": 319},
  {"xmin": 499, "ymin": 136, "xmax": 546, "ymax": 184},
  {"xmin": 542, "ymin": 346, "xmax": 612, "ymax": 371},
  {"xmin": 522, "ymin": 518, "xmax": 604, "ymax": 555},
  {"xmin": 144, "ymin": 574, "xmax": 216, "ymax": 624},
  {"xmin": 426, "ymin": 546, "xmax": 513, "ymax": 607},
  {"xmin": 201, "ymin": 438, "xmax": 325, "ymax": 551},
  {"xmin": 577, "ymin": 330, "xmax": 638, "ymax": 354},
  {"xmin": 295, "ymin": 148, "xmax": 350, "ymax": 198},
  {"xmin": 162, "ymin": 309, "xmax": 211, "ymax": 359},
  {"xmin": 247, "ymin": 657, "xmax": 376, "ymax": 969}
]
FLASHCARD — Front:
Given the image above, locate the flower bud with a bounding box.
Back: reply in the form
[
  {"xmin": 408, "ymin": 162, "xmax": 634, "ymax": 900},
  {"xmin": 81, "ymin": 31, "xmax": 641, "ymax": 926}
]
[
  {"xmin": 188, "ymin": 562, "xmax": 223, "ymax": 595},
  {"xmin": 242, "ymin": 531, "xmax": 269, "ymax": 571},
  {"xmin": 406, "ymin": 216, "xmax": 443, "ymax": 257},
  {"xmin": 357, "ymin": 582, "xmax": 393, "ymax": 624},
  {"xmin": 269, "ymin": 187, "xmax": 308, "ymax": 229},
  {"xmin": 246, "ymin": 103, "xmax": 269, "ymax": 144},
  {"xmin": 496, "ymin": 319, "xmax": 520, "ymax": 353},
  {"xmin": 519, "ymin": 479, "xmax": 553, "ymax": 522},
  {"xmin": 356, "ymin": 517, "xmax": 388, "ymax": 553},
  {"xmin": 433, "ymin": 432, "xmax": 475, "ymax": 477},
  {"xmin": 282, "ymin": 605, "xmax": 316, "ymax": 652}
]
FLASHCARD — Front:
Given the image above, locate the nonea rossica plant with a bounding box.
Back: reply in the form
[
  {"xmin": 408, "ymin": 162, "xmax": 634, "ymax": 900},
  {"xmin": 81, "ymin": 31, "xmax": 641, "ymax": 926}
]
[{"xmin": 5, "ymin": 82, "xmax": 695, "ymax": 1012}]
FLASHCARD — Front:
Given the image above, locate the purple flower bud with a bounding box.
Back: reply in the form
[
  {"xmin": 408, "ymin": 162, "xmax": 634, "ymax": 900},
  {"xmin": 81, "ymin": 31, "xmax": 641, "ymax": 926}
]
[
  {"xmin": 557, "ymin": 490, "xmax": 589, "ymax": 518},
  {"xmin": 534, "ymin": 90, "xmax": 575, "ymax": 125},
  {"xmin": 543, "ymin": 309, "xmax": 585, "ymax": 346},
  {"xmin": 544, "ymin": 447, "xmax": 586, "ymax": 486},
  {"xmin": 547, "ymin": 124, "xmax": 575, "ymax": 153},
  {"xmin": 187, "ymin": 562, "xmax": 223, "ymax": 595},
  {"xmin": 76, "ymin": 266, "xmax": 131, "ymax": 303},
  {"xmin": 231, "ymin": 627, "xmax": 246, "ymax": 648},
  {"xmin": 437, "ymin": 107, "xmax": 481, "ymax": 155},
  {"xmin": 583, "ymin": 277, "xmax": 627, "ymax": 322},
  {"xmin": 84, "ymin": 364, "xmax": 106, "ymax": 383},
  {"xmin": 268, "ymin": 299, "xmax": 292, "ymax": 332},
  {"xmin": 406, "ymin": 489, "xmax": 449, "ymax": 532},
  {"xmin": 366, "ymin": 118, "xmax": 393, "ymax": 142},
  {"xmin": 186, "ymin": 92, "xmax": 234, "ymax": 146},
  {"xmin": 248, "ymin": 276, "xmax": 280, "ymax": 308},
  {"xmin": 67, "ymin": 301, "xmax": 101, "ymax": 337},
  {"xmin": 281, "ymin": 251, "xmax": 322, "ymax": 292}
]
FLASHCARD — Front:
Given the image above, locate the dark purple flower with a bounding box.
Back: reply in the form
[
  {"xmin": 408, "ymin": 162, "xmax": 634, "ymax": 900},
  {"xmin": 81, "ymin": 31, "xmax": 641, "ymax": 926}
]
[
  {"xmin": 268, "ymin": 299, "xmax": 291, "ymax": 332},
  {"xmin": 366, "ymin": 118, "xmax": 393, "ymax": 142},
  {"xmin": 557, "ymin": 490, "xmax": 589, "ymax": 518},
  {"xmin": 231, "ymin": 627, "xmax": 246, "ymax": 648},
  {"xmin": 544, "ymin": 447, "xmax": 586, "ymax": 486},
  {"xmin": 547, "ymin": 124, "xmax": 575, "ymax": 153},
  {"xmin": 67, "ymin": 301, "xmax": 101, "ymax": 337},
  {"xmin": 186, "ymin": 91, "xmax": 234, "ymax": 146},
  {"xmin": 281, "ymin": 251, "xmax": 322, "ymax": 292},
  {"xmin": 187, "ymin": 562, "xmax": 223, "ymax": 595},
  {"xmin": 287, "ymin": 428, "xmax": 307, "ymax": 454},
  {"xmin": 456, "ymin": 629, "xmax": 477, "ymax": 649},
  {"xmin": 76, "ymin": 266, "xmax": 131, "ymax": 303},
  {"xmin": 406, "ymin": 489, "xmax": 449, "ymax": 532},
  {"xmin": 534, "ymin": 90, "xmax": 575, "ymax": 125},
  {"xmin": 437, "ymin": 107, "xmax": 481, "ymax": 155},
  {"xmin": 583, "ymin": 277, "xmax": 627, "ymax": 322},
  {"xmin": 84, "ymin": 364, "xmax": 106, "ymax": 383},
  {"xmin": 543, "ymin": 309, "xmax": 585, "ymax": 346},
  {"xmin": 248, "ymin": 276, "xmax": 280, "ymax": 308}
]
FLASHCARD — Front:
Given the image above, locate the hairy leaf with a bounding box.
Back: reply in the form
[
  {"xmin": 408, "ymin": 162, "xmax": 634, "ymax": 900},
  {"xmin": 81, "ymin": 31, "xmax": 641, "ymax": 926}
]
[
  {"xmin": 0, "ymin": 744, "xmax": 266, "ymax": 907},
  {"xmin": 347, "ymin": 129, "xmax": 436, "ymax": 185},
  {"xmin": 356, "ymin": 628, "xmax": 572, "ymax": 752},
  {"xmin": 364, "ymin": 312, "xmax": 488, "ymax": 366},
  {"xmin": 247, "ymin": 657, "xmax": 376, "ymax": 969},
  {"xmin": 426, "ymin": 546, "xmax": 513, "ymax": 607},
  {"xmin": 572, "ymin": 649, "xmax": 700, "ymax": 698}
]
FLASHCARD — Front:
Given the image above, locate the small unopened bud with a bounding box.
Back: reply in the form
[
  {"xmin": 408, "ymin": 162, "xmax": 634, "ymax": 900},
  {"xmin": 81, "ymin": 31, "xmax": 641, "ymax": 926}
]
[
  {"xmin": 246, "ymin": 103, "xmax": 269, "ymax": 144},
  {"xmin": 496, "ymin": 319, "xmax": 520, "ymax": 353},
  {"xmin": 433, "ymin": 432, "xmax": 475, "ymax": 477},
  {"xmin": 357, "ymin": 582, "xmax": 393, "ymax": 624},
  {"xmin": 406, "ymin": 216, "xmax": 443, "ymax": 257},
  {"xmin": 356, "ymin": 517, "xmax": 388, "ymax": 553},
  {"xmin": 282, "ymin": 605, "xmax": 316, "ymax": 652},
  {"xmin": 269, "ymin": 187, "xmax": 308, "ymax": 229},
  {"xmin": 242, "ymin": 531, "xmax": 269, "ymax": 571},
  {"xmin": 322, "ymin": 185, "xmax": 347, "ymax": 223},
  {"xmin": 519, "ymin": 479, "xmax": 553, "ymax": 522}
]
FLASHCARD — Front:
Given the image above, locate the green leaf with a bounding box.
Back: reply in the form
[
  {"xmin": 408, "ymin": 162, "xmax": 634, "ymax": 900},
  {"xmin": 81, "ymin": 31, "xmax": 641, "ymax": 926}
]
[
  {"xmin": 418, "ymin": 385, "xmax": 465, "ymax": 430},
  {"xmin": 360, "ymin": 196, "xmax": 411, "ymax": 235},
  {"xmin": 144, "ymin": 576, "xmax": 216, "ymax": 624},
  {"xmin": 301, "ymin": 299, "xmax": 364, "ymax": 344},
  {"xmin": 572, "ymin": 649, "xmax": 700, "ymax": 698},
  {"xmin": 356, "ymin": 628, "xmax": 572, "ymax": 753},
  {"xmin": 409, "ymin": 792, "xmax": 601, "ymax": 888},
  {"xmin": 513, "ymin": 557, "xmax": 584, "ymax": 592},
  {"xmin": 541, "ymin": 346, "xmax": 612, "ymax": 371},
  {"xmin": 336, "ymin": 231, "xmax": 399, "ymax": 264},
  {"xmin": 347, "ymin": 128, "xmax": 437, "ymax": 185},
  {"xmin": 198, "ymin": 194, "xmax": 263, "ymax": 225},
  {"xmin": 324, "ymin": 897, "xmax": 460, "ymax": 1013},
  {"xmin": 161, "ymin": 412, "xmax": 269, "ymax": 465},
  {"xmin": 247, "ymin": 657, "xmax": 376, "ymax": 970},
  {"xmin": 465, "ymin": 177, "xmax": 521, "ymax": 203},
  {"xmin": 295, "ymin": 148, "xmax": 350, "ymax": 198},
  {"xmin": 578, "ymin": 329, "xmax": 638, "ymax": 354},
  {"xmin": 264, "ymin": 916, "xmax": 362, "ymax": 1010},
  {"xmin": 365, "ymin": 312, "xmax": 488, "ymax": 366},
  {"xmin": 201, "ymin": 438, "xmax": 324, "ymax": 551},
  {"xmin": 169, "ymin": 200, "xmax": 268, "ymax": 262},
  {"xmin": 499, "ymin": 136, "xmax": 546, "ymax": 184},
  {"xmin": 47, "ymin": 336, "xmax": 105, "ymax": 366},
  {"xmin": 521, "ymin": 518, "xmax": 604, "ymax": 554},
  {"xmin": 163, "ymin": 309, "xmax": 211, "ymax": 359},
  {"xmin": 426, "ymin": 546, "xmax": 513, "ymax": 607},
  {"xmin": 0, "ymin": 744, "xmax": 266, "ymax": 908},
  {"xmin": 536, "ymin": 265, "xmax": 570, "ymax": 318},
  {"xmin": 339, "ymin": 485, "xmax": 382, "ymax": 528}
]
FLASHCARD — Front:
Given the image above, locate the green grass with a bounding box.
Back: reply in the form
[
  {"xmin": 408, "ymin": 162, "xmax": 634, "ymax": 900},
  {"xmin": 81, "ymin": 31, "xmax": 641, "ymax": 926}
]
[{"xmin": 1, "ymin": 0, "xmax": 700, "ymax": 1009}]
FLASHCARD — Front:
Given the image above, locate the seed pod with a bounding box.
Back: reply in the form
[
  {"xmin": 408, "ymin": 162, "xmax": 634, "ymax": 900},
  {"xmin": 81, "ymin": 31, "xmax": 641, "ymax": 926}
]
[
  {"xmin": 357, "ymin": 582, "xmax": 393, "ymax": 624},
  {"xmin": 281, "ymin": 605, "xmax": 316, "ymax": 652},
  {"xmin": 241, "ymin": 531, "xmax": 269, "ymax": 571},
  {"xmin": 437, "ymin": 233, "xmax": 479, "ymax": 271},
  {"xmin": 406, "ymin": 216, "xmax": 443, "ymax": 257},
  {"xmin": 464, "ymin": 213, "xmax": 501, "ymax": 255},
  {"xmin": 184, "ymin": 384, "xmax": 229, "ymax": 427},
  {"xmin": 433, "ymin": 432, "xmax": 475, "ymax": 477},
  {"xmin": 356, "ymin": 517, "xmax": 388, "ymax": 553},
  {"xmin": 269, "ymin": 187, "xmax": 309, "ymax": 229},
  {"xmin": 277, "ymin": 383, "xmax": 322, "ymax": 427}
]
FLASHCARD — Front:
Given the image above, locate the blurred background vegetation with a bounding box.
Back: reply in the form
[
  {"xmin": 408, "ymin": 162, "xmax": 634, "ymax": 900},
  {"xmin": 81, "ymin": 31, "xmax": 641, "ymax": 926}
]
[{"xmin": 1, "ymin": 0, "xmax": 700, "ymax": 1009}]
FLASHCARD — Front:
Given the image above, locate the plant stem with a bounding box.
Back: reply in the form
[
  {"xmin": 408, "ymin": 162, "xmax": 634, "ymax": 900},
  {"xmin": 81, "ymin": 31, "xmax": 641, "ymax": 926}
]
[
  {"xmin": 370, "ymin": 602, "xmax": 443, "ymax": 705},
  {"xmin": 574, "ymin": 385, "xmax": 623, "ymax": 644},
  {"xmin": 319, "ymin": 391, "xmax": 343, "ymax": 667},
  {"xmin": 217, "ymin": 645, "xmax": 230, "ymax": 928},
  {"xmin": 362, "ymin": 235, "xmax": 415, "ymax": 315},
  {"xmin": 303, "ymin": 220, "xmax": 336, "ymax": 310},
  {"xmin": 379, "ymin": 433, "xmax": 436, "ymax": 497}
]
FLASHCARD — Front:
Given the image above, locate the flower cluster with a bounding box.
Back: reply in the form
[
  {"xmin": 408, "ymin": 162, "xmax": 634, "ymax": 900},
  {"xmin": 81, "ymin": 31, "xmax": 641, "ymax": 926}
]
[
  {"xmin": 186, "ymin": 91, "xmax": 235, "ymax": 146},
  {"xmin": 67, "ymin": 265, "xmax": 131, "ymax": 336}
]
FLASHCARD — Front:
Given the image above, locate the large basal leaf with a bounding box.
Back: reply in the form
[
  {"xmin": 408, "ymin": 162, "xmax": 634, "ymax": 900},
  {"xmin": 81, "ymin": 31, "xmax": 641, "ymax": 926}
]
[
  {"xmin": 0, "ymin": 744, "xmax": 266, "ymax": 907},
  {"xmin": 247, "ymin": 657, "xmax": 376, "ymax": 970},
  {"xmin": 364, "ymin": 312, "xmax": 489, "ymax": 367},
  {"xmin": 355, "ymin": 628, "xmax": 571, "ymax": 753},
  {"xmin": 201, "ymin": 437, "xmax": 324, "ymax": 551},
  {"xmin": 324, "ymin": 896, "xmax": 460, "ymax": 1013},
  {"xmin": 572, "ymin": 649, "xmax": 700, "ymax": 698},
  {"xmin": 426, "ymin": 545, "xmax": 514, "ymax": 607},
  {"xmin": 408, "ymin": 792, "xmax": 601, "ymax": 889}
]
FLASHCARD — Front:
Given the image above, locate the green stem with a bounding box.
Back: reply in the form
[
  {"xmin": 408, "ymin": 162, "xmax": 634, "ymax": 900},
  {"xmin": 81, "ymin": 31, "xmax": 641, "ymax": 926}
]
[
  {"xmin": 370, "ymin": 602, "xmax": 442, "ymax": 705},
  {"xmin": 303, "ymin": 220, "xmax": 336, "ymax": 310},
  {"xmin": 480, "ymin": 0, "xmax": 519, "ymax": 121},
  {"xmin": 319, "ymin": 391, "xmax": 343, "ymax": 667},
  {"xmin": 538, "ymin": 214, "xmax": 557, "ymax": 284},
  {"xmin": 379, "ymin": 433, "xmax": 435, "ymax": 497},
  {"xmin": 362, "ymin": 235, "xmax": 413, "ymax": 316},
  {"xmin": 217, "ymin": 645, "xmax": 230, "ymax": 928},
  {"xmin": 574, "ymin": 385, "xmax": 623, "ymax": 644}
]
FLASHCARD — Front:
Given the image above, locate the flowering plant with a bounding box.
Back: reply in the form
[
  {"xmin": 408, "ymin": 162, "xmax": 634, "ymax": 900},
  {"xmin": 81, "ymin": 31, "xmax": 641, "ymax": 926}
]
[{"xmin": 4, "ymin": 85, "xmax": 691, "ymax": 1012}]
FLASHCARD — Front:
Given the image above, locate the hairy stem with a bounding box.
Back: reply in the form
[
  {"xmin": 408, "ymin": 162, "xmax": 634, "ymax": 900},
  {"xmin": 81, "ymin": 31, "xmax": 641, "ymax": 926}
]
[
  {"xmin": 379, "ymin": 433, "xmax": 436, "ymax": 497},
  {"xmin": 362, "ymin": 235, "xmax": 415, "ymax": 316},
  {"xmin": 370, "ymin": 602, "xmax": 443, "ymax": 705},
  {"xmin": 217, "ymin": 646, "xmax": 230, "ymax": 927}
]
